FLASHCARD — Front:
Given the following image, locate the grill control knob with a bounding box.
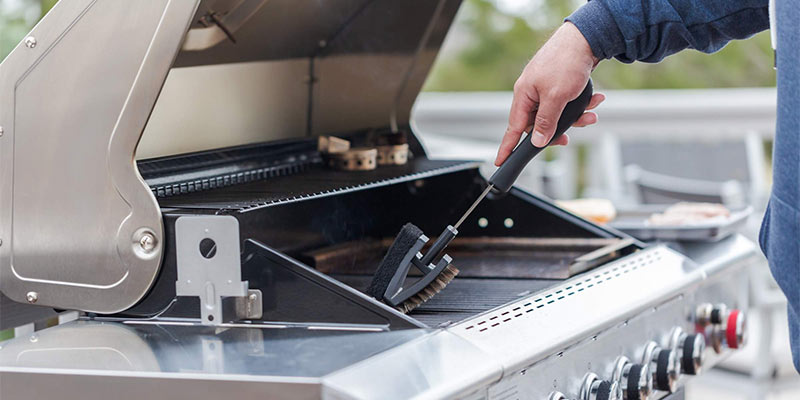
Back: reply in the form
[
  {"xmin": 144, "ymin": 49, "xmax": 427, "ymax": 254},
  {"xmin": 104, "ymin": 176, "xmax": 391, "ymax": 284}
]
[
  {"xmin": 705, "ymin": 324, "xmax": 724, "ymax": 353},
  {"xmin": 654, "ymin": 347, "xmax": 680, "ymax": 392},
  {"xmin": 679, "ymin": 333, "xmax": 706, "ymax": 375},
  {"xmin": 642, "ymin": 341, "xmax": 680, "ymax": 393},
  {"xmin": 695, "ymin": 303, "xmax": 727, "ymax": 328},
  {"xmin": 613, "ymin": 357, "xmax": 652, "ymax": 400},
  {"xmin": 549, "ymin": 391, "xmax": 569, "ymax": 400},
  {"xmin": 695, "ymin": 303, "xmax": 713, "ymax": 328},
  {"xmin": 726, "ymin": 309, "xmax": 746, "ymax": 349},
  {"xmin": 711, "ymin": 304, "xmax": 728, "ymax": 325},
  {"xmin": 581, "ymin": 373, "xmax": 622, "ymax": 400}
]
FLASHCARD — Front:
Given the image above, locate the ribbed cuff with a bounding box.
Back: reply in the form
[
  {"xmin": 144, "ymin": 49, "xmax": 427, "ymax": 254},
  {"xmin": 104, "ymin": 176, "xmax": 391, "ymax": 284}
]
[{"xmin": 566, "ymin": 0, "xmax": 626, "ymax": 60}]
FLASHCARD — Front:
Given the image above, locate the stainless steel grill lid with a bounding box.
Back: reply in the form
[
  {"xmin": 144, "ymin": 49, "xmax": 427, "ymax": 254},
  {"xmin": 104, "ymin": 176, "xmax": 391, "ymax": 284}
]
[
  {"xmin": 0, "ymin": 0, "xmax": 462, "ymax": 313},
  {"xmin": 139, "ymin": 0, "xmax": 462, "ymax": 158}
]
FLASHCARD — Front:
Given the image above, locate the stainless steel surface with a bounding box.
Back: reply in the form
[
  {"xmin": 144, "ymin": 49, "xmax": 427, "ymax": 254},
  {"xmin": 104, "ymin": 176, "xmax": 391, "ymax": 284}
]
[
  {"xmin": 0, "ymin": 320, "xmax": 429, "ymax": 400},
  {"xmin": 451, "ymin": 246, "xmax": 693, "ymax": 372},
  {"xmin": 174, "ymin": 216, "xmax": 248, "ymax": 325},
  {"xmin": 0, "ymin": 0, "xmax": 200, "ymax": 313},
  {"xmin": 455, "ymin": 184, "xmax": 494, "ymax": 229},
  {"xmin": 323, "ymin": 330, "xmax": 503, "ymax": 400}
]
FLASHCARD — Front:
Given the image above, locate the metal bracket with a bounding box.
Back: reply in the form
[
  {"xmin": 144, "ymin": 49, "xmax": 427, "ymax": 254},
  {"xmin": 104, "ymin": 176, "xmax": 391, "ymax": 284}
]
[
  {"xmin": 235, "ymin": 289, "xmax": 263, "ymax": 320},
  {"xmin": 175, "ymin": 215, "xmax": 248, "ymax": 325}
]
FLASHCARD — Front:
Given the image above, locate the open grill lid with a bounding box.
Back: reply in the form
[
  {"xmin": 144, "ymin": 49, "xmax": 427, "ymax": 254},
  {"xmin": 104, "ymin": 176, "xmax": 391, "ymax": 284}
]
[
  {"xmin": 0, "ymin": 0, "xmax": 461, "ymax": 314},
  {"xmin": 138, "ymin": 0, "xmax": 462, "ymax": 159}
]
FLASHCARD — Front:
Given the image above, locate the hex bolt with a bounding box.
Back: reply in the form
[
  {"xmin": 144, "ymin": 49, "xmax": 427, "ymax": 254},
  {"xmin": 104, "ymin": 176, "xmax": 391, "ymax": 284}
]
[
  {"xmin": 24, "ymin": 36, "xmax": 37, "ymax": 49},
  {"xmin": 26, "ymin": 291, "xmax": 38, "ymax": 304}
]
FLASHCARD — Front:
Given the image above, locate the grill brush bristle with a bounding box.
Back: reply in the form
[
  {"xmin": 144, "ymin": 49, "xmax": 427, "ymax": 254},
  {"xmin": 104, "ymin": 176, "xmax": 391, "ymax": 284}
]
[
  {"xmin": 367, "ymin": 223, "xmax": 460, "ymax": 314},
  {"xmin": 394, "ymin": 264, "xmax": 459, "ymax": 314}
]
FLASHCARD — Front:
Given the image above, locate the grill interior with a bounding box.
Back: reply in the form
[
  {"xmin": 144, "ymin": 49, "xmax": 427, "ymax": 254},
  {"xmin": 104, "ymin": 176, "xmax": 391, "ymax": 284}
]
[{"xmin": 138, "ymin": 139, "xmax": 632, "ymax": 328}]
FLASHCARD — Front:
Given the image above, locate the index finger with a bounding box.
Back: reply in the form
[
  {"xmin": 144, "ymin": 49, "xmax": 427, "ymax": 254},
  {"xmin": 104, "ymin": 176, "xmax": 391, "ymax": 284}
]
[{"xmin": 496, "ymin": 90, "xmax": 538, "ymax": 166}]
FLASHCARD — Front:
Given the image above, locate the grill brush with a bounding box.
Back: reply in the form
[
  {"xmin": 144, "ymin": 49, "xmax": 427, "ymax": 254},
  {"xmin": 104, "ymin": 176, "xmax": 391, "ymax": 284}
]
[{"xmin": 368, "ymin": 79, "xmax": 594, "ymax": 313}]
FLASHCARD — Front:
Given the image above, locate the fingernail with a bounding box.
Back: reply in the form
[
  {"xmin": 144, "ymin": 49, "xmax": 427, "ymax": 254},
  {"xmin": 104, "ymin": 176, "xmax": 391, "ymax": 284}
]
[{"xmin": 532, "ymin": 131, "xmax": 547, "ymax": 147}]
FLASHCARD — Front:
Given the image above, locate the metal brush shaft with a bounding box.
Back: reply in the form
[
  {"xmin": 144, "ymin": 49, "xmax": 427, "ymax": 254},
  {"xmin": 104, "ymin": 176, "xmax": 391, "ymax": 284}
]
[{"xmin": 454, "ymin": 184, "xmax": 494, "ymax": 230}]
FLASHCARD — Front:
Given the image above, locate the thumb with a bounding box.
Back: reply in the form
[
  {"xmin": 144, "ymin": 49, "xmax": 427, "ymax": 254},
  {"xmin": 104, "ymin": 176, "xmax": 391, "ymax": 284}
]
[{"xmin": 531, "ymin": 98, "xmax": 566, "ymax": 148}]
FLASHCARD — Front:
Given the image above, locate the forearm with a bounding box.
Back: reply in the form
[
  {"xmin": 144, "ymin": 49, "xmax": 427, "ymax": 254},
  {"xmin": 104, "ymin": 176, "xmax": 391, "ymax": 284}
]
[{"xmin": 567, "ymin": 0, "xmax": 770, "ymax": 63}]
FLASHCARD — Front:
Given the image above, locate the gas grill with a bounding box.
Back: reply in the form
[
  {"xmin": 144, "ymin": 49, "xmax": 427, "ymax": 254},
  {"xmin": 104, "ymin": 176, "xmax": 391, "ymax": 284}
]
[{"xmin": 0, "ymin": 1, "xmax": 756, "ymax": 399}]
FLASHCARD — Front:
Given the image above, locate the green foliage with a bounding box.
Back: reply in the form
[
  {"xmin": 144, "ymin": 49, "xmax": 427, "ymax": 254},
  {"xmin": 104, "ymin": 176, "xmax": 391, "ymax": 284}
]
[
  {"xmin": 425, "ymin": 0, "xmax": 776, "ymax": 91},
  {"xmin": 3, "ymin": 0, "xmax": 775, "ymax": 91},
  {"xmin": 1, "ymin": 0, "xmax": 56, "ymax": 62}
]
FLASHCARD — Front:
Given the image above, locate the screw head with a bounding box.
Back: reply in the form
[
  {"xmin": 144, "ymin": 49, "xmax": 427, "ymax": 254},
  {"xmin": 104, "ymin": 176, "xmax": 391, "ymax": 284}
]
[
  {"xmin": 26, "ymin": 291, "xmax": 38, "ymax": 303},
  {"xmin": 24, "ymin": 36, "xmax": 37, "ymax": 49},
  {"xmin": 139, "ymin": 233, "xmax": 156, "ymax": 253},
  {"xmin": 0, "ymin": 126, "xmax": 4, "ymax": 137}
]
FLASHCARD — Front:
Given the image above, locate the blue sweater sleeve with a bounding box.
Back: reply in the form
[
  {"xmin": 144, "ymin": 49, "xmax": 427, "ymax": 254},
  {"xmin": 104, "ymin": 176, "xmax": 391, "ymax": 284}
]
[{"xmin": 566, "ymin": 0, "xmax": 770, "ymax": 63}]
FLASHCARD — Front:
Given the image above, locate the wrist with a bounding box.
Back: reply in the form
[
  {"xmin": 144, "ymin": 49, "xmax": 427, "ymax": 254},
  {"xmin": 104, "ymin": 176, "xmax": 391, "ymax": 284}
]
[
  {"xmin": 561, "ymin": 22, "xmax": 600, "ymax": 69},
  {"xmin": 565, "ymin": 0, "xmax": 626, "ymax": 61}
]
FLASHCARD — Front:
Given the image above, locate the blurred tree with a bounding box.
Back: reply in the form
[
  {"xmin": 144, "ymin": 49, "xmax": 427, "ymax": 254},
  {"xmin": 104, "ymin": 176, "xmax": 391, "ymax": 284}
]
[
  {"xmin": 1, "ymin": 0, "xmax": 55, "ymax": 61},
  {"xmin": 40, "ymin": 0, "xmax": 57, "ymax": 12},
  {"xmin": 425, "ymin": 0, "xmax": 776, "ymax": 91},
  {"xmin": 3, "ymin": 0, "xmax": 775, "ymax": 90}
]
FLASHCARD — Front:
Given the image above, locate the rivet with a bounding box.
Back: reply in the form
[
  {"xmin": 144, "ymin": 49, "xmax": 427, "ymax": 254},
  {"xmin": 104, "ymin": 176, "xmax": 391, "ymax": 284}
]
[
  {"xmin": 24, "ymin": 36, "xmax": 37, "ymax": 49},
  {"xmin": 0, "ymin": 126, "xmax": 4, "ymax": 137},
  {"xmin": 0, "ymin": 238, "xmax": 3, "ymax": 246},
  {"xmin": 26, "ymin": 291, "xmax": 38, "ymax": 303}
]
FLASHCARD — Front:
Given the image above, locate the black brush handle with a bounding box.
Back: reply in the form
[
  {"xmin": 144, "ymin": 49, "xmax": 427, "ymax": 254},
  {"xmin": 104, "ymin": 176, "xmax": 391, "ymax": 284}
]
[
  {"xmin": 488, "ymin": 79, "xmax": 593, "ymax": 193},
  {"xmin": 418, "ymin": 225, "xmax": 457, "ymax": 267}
]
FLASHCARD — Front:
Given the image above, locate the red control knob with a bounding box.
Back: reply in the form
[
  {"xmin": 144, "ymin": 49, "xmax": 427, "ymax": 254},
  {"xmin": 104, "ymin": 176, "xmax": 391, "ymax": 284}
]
[{"xmin": 726, "ymin": 309, "xmax": 746, "ymax": 349}]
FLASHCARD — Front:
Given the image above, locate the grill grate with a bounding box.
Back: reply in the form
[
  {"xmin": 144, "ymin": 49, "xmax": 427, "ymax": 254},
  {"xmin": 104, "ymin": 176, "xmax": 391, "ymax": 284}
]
[
  {"xmin": 336, "ymin": 275, "xmax": 555, "ymax": 327},
  {"xmin": 157, "ymin": 159, "xmax": 478, "ymax": 211}
]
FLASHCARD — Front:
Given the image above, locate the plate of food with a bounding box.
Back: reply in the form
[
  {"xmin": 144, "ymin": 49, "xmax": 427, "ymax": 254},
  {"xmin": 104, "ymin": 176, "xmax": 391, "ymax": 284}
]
[{"xmin": 608, "ymin": 202, "xmax": 752, "ymax": 242}]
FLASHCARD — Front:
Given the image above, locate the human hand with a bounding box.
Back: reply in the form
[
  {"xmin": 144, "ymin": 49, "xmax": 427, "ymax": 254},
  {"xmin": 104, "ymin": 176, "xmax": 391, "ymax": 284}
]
[{"xmin": 495, "ymin": 22, "xmax": 605, "ymax": 166}]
